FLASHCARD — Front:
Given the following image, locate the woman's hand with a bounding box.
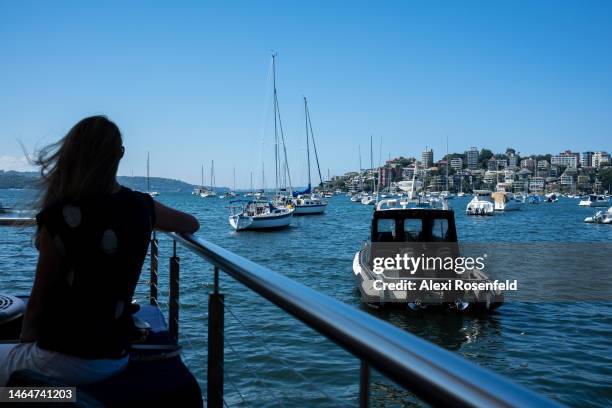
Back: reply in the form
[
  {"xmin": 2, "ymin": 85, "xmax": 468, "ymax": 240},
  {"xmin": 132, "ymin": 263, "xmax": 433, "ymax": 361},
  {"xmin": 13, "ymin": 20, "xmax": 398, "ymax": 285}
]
[{"xmin": 153, "ymin": 201, "xmax": 200, "ymax": 234}]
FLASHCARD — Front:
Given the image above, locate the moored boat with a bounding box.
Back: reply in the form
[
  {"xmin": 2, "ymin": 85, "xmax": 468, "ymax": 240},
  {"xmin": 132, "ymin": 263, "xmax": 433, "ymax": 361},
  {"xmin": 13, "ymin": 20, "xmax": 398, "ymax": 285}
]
[
  {"xmin": 584, "ymin": 207, "xmax": 612, "ymax": 224},
  {"xmin": 579, "ymin": 194, "xmax": 609, "ymax": 207},
  {"xmin": 466, "ymin": 190, "xmax": 494, "ymax": 215},
  {"xmin": 228, "ymin": 199, "xmax": 294, "ymax": 230},
  {"xmin": 353, "ymin": 199, "xmax": 503, "ymax": 312}
]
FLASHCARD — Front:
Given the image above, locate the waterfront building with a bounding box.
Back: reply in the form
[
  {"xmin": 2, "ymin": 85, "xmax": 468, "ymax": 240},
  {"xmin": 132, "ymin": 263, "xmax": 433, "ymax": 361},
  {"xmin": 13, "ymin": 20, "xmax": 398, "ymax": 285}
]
[
  {"xmin": 466, "ymin": 147, "xmax": 479, "ymax": 170},
  {"xmin": 450, "ymin": 157, "xmax": 463, "ymax": 171},
  {"xmin": 560, "ymin": 173, "xmax": 575, "ymax": 187},
  {"xmin": 421, "ymin": 148, "xmax": 434, "ymax": 168},
  {"xmin": 508, "ymin": 153, "xmax": 518, "ymax": 169},
  {"xmin": 378, "ymin": 166, "xmax": 394, "ymax": 187},
  {"xmin": 593, "ymin": 151, "xmax": 610, "ymax": 168},
  {"xmin": 581, "ymin": 151, "xmax": 594, "ymax": 168},
  {"xmin": 521, "ymin": 157, "xmax": 536, "ymax": 171},
  {"xmin": 551, "ymin": 151, "xmax": 578, "ymax": 168},
  {"xmin": 529, "ymin": 176, "xmax": 545, "ymax": 192}
]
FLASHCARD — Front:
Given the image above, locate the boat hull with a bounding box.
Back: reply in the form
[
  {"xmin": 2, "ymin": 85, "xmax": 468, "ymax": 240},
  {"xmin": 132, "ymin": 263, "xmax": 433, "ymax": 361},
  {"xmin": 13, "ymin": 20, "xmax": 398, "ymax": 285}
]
[
  {"xmin": 292, "ymin": 203, "xmax": 327, "ymax": 215},
  {"xmin": 229, "ymin": 211, "xmax": 294, "ymax": 231}
]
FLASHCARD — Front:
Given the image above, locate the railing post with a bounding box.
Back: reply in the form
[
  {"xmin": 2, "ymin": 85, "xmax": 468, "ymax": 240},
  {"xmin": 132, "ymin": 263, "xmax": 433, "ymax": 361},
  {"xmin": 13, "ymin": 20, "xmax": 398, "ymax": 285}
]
[
  {"xmin": 359, "ymin": 360, "xmax": 370, "ymax": 408},
  {"xmin": 150, "ymin": 232, "xmax": 158, "ymax": 306},
  {"xmin": 208, "ymin": 266, "xmax": 224, "ymax": 408},
  {"xmin": 168, "ymin": 240, "xmax": 180, "ymax": 341}
]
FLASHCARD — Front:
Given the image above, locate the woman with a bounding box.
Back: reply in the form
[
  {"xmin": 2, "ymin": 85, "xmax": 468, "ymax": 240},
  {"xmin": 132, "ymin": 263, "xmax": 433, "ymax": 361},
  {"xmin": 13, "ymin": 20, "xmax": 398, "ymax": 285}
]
[{"xmin": 0, "ymin": 116, "xmax": 199, "ymax": 386}]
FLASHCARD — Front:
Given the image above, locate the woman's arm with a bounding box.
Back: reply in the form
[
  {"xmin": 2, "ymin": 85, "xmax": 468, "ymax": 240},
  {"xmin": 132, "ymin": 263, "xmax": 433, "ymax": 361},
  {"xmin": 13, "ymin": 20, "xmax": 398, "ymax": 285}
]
[
  {"xmin": 153, "ymin": 201, "xmax": 200, "ymax": 233},
  {"xmin": 20, "ymin": 227, "xmax": 60, "ymax": 343}
]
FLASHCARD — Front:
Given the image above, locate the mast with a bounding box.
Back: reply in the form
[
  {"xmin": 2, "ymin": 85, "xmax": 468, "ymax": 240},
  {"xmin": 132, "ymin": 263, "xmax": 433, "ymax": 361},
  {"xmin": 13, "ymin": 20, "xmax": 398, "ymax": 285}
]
[
  {"xmin": 272, "ymin": 53, "xmax": 279, "ymax": 195},
  {"xmin": 358, "ymin": 145, "xmax": 363, "ymax": 191},
  {"xmin": 304, "ymin": 97, "xmax": 311, "ymax": 190},
  {"xmin": 306, "ymin": 98, "xmax": 323, "ymax": 190},
  {"xmin": 210, "ymin": 160, "xmax": 214, "ymax": 192},
  {"xmin": 370, "ymin": 135, "xmax": 373, "ymax": 192},
  {"xmin": 233, "ymin": 165, "xmax": 236, "ymax": 192},
  {"xmin": 446, "ymin": 135, "xmax": 449, "ymax": 192},
  {"xmin": 201, "ymin": 164, "xmax": 204, "ymax": 188},
  {"xmin": 250, "ymin": 171, "xmax": 253, "ymax": 193}
]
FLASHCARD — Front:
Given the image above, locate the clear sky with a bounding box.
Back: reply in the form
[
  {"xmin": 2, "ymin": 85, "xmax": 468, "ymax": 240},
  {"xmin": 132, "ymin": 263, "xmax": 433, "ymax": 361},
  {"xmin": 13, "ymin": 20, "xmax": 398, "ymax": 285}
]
[{"xmin": 1, "ymin": 1, "xmax": 610, "ymax": 188}]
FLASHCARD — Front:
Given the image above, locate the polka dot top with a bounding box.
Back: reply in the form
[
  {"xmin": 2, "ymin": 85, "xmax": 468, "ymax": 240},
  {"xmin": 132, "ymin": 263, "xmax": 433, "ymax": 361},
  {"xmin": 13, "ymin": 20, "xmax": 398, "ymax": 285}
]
[{"xmin": 35, "ymin": 186, "xmax": 156, "ymax": 359}]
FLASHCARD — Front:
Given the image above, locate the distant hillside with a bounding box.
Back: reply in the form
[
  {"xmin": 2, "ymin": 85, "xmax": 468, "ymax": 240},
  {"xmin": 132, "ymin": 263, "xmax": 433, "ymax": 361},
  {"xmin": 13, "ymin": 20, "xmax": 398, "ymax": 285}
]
[
  {"xmin": 0, "ymin": 170, "xmax": 38, "ymax": 189},
  {"xmin": 0, "ymin": 170, "xmax": 198, "ymax": 192}
]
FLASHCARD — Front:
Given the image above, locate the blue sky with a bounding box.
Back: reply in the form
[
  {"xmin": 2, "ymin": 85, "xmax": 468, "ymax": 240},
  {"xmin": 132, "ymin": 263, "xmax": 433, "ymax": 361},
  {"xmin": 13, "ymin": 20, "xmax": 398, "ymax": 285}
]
[{"xmin": 1, "ymin": 1, "xmax": 610, "ymax": 188}]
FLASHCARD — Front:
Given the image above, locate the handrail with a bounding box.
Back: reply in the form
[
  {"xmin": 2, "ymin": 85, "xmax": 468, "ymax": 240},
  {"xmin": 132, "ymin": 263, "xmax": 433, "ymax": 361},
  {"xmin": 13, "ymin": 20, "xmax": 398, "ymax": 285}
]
[{"xmin": 167, "ymin": 232, "xmax": 560, "ymax": 408}]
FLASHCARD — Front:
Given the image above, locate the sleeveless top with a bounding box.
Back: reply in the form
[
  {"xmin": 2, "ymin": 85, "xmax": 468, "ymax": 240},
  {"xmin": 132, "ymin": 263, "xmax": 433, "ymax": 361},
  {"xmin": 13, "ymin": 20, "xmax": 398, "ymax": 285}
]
[{"xmin": 34, "ymin": 187, "xmax": 156, "ymax": 359}]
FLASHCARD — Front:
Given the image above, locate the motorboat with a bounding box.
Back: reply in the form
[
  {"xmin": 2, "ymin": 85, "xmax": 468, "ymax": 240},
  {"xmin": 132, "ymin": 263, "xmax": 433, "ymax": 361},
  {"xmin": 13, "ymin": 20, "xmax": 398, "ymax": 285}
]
[
  {"xmin": 546, "ymin": 193, "xmax": 558, "ymax": 203},
  {"xmin": 145, "ymin": 153, "xmax": 159, "ymax": 198},
  {"xmin": 440, "ymin": 191, "xmax": 455, "ymax": 200},
  {"xmin": 228, "ymin": 199, "xmax": 294, "ymax": 230},
  {"xmin": 351, "ymin": 192, "xmax": 365, "ymax": 202},
  {"xmin": 200, "ymin": 190, "xmax": 217, "ymax": 198},
  {"xmin": 466, "ymin": 190, "xmax": 494, "ymax": 216},
  {"xmin": 579, "ymin": 195, "xmax": 609, "ymax": 207},
  {"xmin": 292, "ymin": 194, "xmax": 327, "ymax": 215},
  {"xmin": 353, "ymin": 199, "xmax": 503, "ymax": 312},
  {"xmin": 491, "ymin": 192, "xmax": 522, "ymax": 211},
  {"xmin": 361, "ymin": 195, "xmax": 376, "ymax": 205},
  {"xmin": 584, "ymin": 207, "xmax": 612, "ymax": 224}
]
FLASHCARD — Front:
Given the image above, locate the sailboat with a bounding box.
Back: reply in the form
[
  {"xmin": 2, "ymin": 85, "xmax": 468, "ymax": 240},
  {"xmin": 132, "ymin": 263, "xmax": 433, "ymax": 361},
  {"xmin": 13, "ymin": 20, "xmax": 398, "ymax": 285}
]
[
  {"xmin": 220, "ymin": 166, "xmax": 238, "ymax": 198},
  {"xmin": 291, "ymin": 97, "xmax": 328, "ymax": 215},
  {"xmin": 200, "ymin": 160, "xmax": 217, "ymax": 198},
  {"xmin": 351, "ymin": 146, "xmax": 365, "ymax": 202},
  {"xmin": 192, "ymin": 164, "xmax": 207, "ymax": 195},
  {"xmin": 229, "ymin": 53, "xmax": 294, "ymax": 230},
  {"xmin": 146, "ymin": 152, "xmax": 159, "ymax": 197},
  {"xmin": 361, "ymin": 136, "xmax": 376, "ymax": 205}
]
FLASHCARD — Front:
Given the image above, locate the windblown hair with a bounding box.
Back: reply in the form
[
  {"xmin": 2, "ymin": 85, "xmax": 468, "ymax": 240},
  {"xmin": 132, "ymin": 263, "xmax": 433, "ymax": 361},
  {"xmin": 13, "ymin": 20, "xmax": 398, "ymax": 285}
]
[{"xmin": 34, "ymin": 116, "xmax": 123, "ymax": 211}]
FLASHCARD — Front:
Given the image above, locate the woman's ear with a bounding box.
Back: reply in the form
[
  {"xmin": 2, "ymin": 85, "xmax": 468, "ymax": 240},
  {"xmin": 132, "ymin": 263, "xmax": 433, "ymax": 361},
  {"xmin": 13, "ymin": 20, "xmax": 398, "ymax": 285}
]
[{"xmin": 120, "ymin": 146, "xmax": 125, "ymax": 158}]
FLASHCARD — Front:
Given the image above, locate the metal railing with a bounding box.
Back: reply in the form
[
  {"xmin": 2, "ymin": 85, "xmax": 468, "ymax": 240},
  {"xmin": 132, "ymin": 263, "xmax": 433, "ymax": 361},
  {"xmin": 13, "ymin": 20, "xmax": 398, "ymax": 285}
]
[
  {"xmin": 156, "ymin": 231, "xmax": 561, "ymax": 408},
  {"xmin": 0, "ymin": 218, "xmax": 560, "ymax": 407}
]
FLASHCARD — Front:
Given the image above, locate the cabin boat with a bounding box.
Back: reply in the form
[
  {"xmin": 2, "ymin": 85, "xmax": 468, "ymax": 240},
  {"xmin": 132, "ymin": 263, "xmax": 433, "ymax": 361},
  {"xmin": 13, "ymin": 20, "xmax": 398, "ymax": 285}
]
[
  {"xmin": 466, "ymin": 190, "xmax": 495, "ymax": 215},
  {"xmin": 584, "ymin": 207, "xmax": 612, "ymax": 224},
  {"xmin": 491, "ymin": 191, "xmax": 522, "ymax": 211},
  {"xmin": 228, "ymin": 199, "xmax": 294, "ymax": 230},
  {"xmin": 353, "ymin": 199, "xmax": 503, "ymax": 312},
  {"xmin": 292, "ymin": 194, "xmax": 327, "ymax": 215},
  {"xmin": 579, "ymin": 195, "xmax": 609, "ymax": 207},
  {"xmin": 545, "ymin": 193, "xmax": 558, "ymax": 203}
]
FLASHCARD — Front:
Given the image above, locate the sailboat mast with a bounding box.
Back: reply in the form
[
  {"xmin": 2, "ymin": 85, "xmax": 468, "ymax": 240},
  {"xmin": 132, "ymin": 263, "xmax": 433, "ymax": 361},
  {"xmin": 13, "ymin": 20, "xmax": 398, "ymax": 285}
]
[
  {"xmin": 210, "ymin": 160, "xmax": 214, "ymax": 192},
  {"xmin": 370, "ymin": 135, "xmax": 373, "ymax": 191},
  {"xmin": 359, "ymin": 145, "xmax": 363, "ymax": 191},
  {"xmin": 201, "ymin": 164, "xmax": 204, "ymax": 187},
  {"xmin": 233, "ymin": 165, "xmax": 236, "ymax": 192},
  {"xmin": 446, "ymin": 135, "xmax": 449, "ymax": 192},
  {"xmin": 304, "ymin": 97, "xmax": 311, "ymax": 189},
  {"xmin": 272, "ymin": 53, "xmax": 279, "ymax": 195}
]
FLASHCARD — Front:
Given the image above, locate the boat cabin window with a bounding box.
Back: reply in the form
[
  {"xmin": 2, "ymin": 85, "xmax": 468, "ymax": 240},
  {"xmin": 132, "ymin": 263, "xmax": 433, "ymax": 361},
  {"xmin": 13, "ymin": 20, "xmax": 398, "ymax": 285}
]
[
  {"xmin": 403, "ymin": 219, "xmax": 422, "ymax": 241},
  {"xmin": 432, "ymin": 219, "xmax": 449, "ymax": 241},
  {"xmin": 376, "ymin": 219, "xmax": 396, "ymax": 242}
]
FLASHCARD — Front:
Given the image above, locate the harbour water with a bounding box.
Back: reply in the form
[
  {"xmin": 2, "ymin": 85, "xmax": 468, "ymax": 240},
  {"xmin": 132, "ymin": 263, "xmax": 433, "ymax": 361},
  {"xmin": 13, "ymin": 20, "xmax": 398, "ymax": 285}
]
[{"xmin": 1, "ymin": 189, "xmax": 611, "ymax": 407}]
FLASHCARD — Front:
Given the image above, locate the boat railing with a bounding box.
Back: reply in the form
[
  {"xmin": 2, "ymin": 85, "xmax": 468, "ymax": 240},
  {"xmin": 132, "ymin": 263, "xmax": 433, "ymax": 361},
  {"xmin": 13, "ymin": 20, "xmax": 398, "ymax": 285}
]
[{"xmin": 1, "ymin": 218, "xmax": 560, "ymax": 407}]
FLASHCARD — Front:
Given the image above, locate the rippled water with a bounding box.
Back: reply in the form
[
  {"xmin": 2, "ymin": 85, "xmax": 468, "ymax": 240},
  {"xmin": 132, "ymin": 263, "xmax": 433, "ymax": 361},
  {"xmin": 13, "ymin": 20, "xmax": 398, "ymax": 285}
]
[{"xmin": 1, "ymin": 189, "xmax": 611, "ymax": 407}]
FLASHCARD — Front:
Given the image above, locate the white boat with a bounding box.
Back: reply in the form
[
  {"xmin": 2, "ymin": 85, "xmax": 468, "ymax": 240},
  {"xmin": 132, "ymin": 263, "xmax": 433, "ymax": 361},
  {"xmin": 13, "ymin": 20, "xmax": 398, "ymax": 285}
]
[
  {"xmin": 292, "ymin": 195, "xmax": 328, "ymax": 214},
  {"xmin": 200, "ymin": 160, "xmax": 217, "ymax": 198},
  {"xmin": 584, "ymin": 207, "xmax": 612, "ymax": 224},
  {"xmin": 145, "ymin": 152, "xmax": 159, "ymax": 197},
  {"xmin": 440, "ymin": 191, "xmax": 455, "ymax": 200},
  {"xmin": 290, "ymin": 97, "xmax": 328, "ymax": 215},
  {"xmin": 351, "ymin": 192, "xmax": 365, "ymax": 202},
  {"xmin": 361, "ymin": 195, "xmax": 376, "ymax": 205},
  {"xmin": 491, "ymin": 191, "xmax": 522, "ymax": 211},
  {"xmin": 545, "ymin": 193, "xmax": 558, "ymax": 203},
  {"xmin": 579, "ymin": 195, "xmax": 609, "ymax": 207},
  {"xmin": 457, "ymin": 192, "xmax": 466, "ymax": 198},
  {"xmin": 229, "ymin": 200, "xmax": 294, "ymax": 230},
  {"xmin": 466, "ymin": 190, "xmax": 495, "ymax": 216}
]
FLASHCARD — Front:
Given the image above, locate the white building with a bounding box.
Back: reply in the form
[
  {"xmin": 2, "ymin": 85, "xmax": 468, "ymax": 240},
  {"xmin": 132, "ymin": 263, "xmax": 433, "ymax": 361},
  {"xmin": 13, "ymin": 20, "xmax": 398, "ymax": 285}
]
[
  {"xmin": 450, "ymin": 157, "xmax": 463, "ymax": 172},
  {"xmin": 593, "ymin": 151, "xmax": 610, "ymax": 168},
  {"xmin": 529, "ymin": 177, "xmax": 545, "ymax": 192},
  {"xmin": 421, "ymin": 148, "xmax": 434, "ymax": 168},
  {"xmin": 551, "ymin": 154, "xmax": 578, "ymax": 168}
]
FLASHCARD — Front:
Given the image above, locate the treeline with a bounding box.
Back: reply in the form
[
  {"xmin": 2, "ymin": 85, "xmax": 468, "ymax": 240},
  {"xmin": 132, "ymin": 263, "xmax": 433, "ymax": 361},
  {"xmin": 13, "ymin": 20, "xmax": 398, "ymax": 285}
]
[{"xmin": 0, "ymin": 171, "xmax": 195, "ymax": 192}]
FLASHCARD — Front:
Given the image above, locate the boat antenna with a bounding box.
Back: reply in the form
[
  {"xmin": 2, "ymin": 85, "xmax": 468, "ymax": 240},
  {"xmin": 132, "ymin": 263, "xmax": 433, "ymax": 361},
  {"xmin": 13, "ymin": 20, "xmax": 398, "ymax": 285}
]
[{"xmin": 147, "ymin": 151, "xmax": 150, "ymax": 192}]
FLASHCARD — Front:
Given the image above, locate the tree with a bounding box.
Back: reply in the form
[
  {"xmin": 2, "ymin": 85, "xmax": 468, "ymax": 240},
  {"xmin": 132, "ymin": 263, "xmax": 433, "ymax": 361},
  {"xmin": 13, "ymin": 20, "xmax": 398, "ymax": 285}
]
[
  {"xmin": 599, "ymin": 167, "xmax": 612, "ymax": 192},
  {"xmin": 478, "ymin": 149, "xmax": 494, "ymax": 168}
]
